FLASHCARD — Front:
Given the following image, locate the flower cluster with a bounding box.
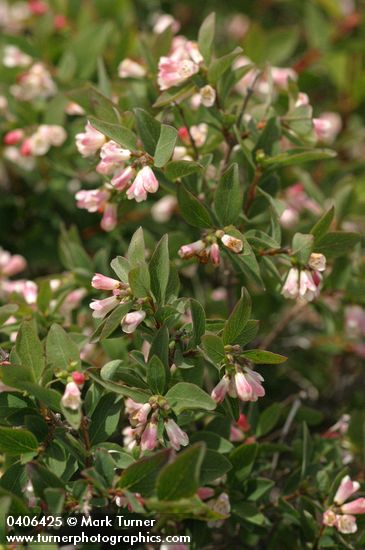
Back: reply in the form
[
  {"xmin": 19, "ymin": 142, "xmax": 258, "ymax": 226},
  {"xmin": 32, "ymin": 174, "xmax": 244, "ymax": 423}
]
[
  {"xmin": 178, "ymin": 232, "xmax": 243, "ymax": 265},
  {"xmin": 124, "ymin": 398, "xmax": 189, "ymax": 453},
  {"xmin": 281, "ymin": 253, "xmax": 326, "ymax": 302},
  {"xmin": 323, "ymin": 476, "xmax": 365, "ymax": 534}
]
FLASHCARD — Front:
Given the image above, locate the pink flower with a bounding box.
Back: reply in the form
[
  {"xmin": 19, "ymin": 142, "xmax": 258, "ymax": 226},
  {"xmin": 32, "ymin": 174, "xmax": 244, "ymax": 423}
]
[
  {"xmin": 135, "ymin": 403, "xmax": 152, "ymax": 426},
  {"xmin": 323, "ymin": 509, "xmax": 337, "ymax": 527},
  {"xmin": 75, "ymin": 189, "xmax": 110, "ymax": 213},
  {"xmin": 0, "ymin": 249, "xmax": 27, "ymax": 276},
  {"xmin": 280, "ymin": 207, "xmax": 299, "ymax": 229},
  {"xmin": 158, "ymin": 57, "xmax": 199, "ymax": 90},
  {"xmin": 336, "ymin": 514, "xmax": 357, "ymax": 534},
  {"xmin": 308, "ymin": 253, "xmax": 326, "ymax": 272},
  {"xmin": 153, "ymin": 14, "xmax": 180, "ymax": 34},
  {"xmin": 97, "ymin": 140, "xmax": 131, "ymax": 175},
  {"xmin": 3, "ymin": 45, "xmax": 32, "ymax": 68},
  {"xmin": 61, "ymin": 382, "xmax": 81, "ymax": 410},
  {"xmin": 197, "ymin": 487, "xmax": 215, "ymax": 500},
  {"xmin": 345, "ymin": 305, "xmax": 365, "ymax": 337},
  {"xmin": 190, "ymin": 123, "xmax": 208, "ymax": 147},
  {"xmin": 313, "ymin": 112, "xmax": 342, "ymax": 143},
  {"xmin": 178, "ymin": 240, "xmax": 206, "ymax": 259},
  {"xmin": 101, "ymin": 203, "xmax": 117, "ymax": 232},
  {"xmin": 335, "ymin": 476, "xmax": 360, "ymax": 505},
  {"xmin": 89, "ymin": 296, "xmax": 119, "ymax": 319},
  {"xmin": 164, "ymin": 419, "xmax": 189, "ymax": 451},
  {"xmin": 27, "ymin": 125, "xmax": 67, "ymax": 155},
  {"xmin": 141, "ymin": 422, "xmax": 158, "ymax": 451},
  {"xmin": 295, "ymin": 92, "xmax": 310, "ymax": 108},
  {"xmin": 282, "ymin": 268, "xmax": 320, "ymax": 302},
  {"xmin": 3, "ymin": 129, "xmax": 25, "ymax": 145},
  {"xmin": 75, "ymin": 121, "xmax": 106, "ymax": 157},
  {"xmin": 341, "ymin": 498, "xmax": 365, "ymax": 515},
  {"xmin": 91, "ymin": 273, "xmax": 120, "ymax": 291},
  {"xmin": 126, "ymin": 167, "xmax": 159, "ymax": 202},
  {"xmin": 111, "ymin": 166, "xmax": 135, "ymax": 191},
  {"xmin": 151, "ymin": 195, "xmax": 177, "ymax": 222},
  {"xmin": 118, "ymin": 58, "xmax": 146, "ymax": 78},
  {"xmin": 10, "ymin": 63, "xmax": 56, "ymax": 101},
  {"xmin": 235, "ymin": 369, "xmax": 265, "ymax": 402},
  {"xmin": 210, "ymin": 243, "xmax": 221, "ymax": 265},
  {"xmin": 121, "ymin": 311, "xmax": 146, "ymax": 334},
  {"xmin": 271, "ymin": 67, "xmax": 297, "ymax": 89},
  {"xmin": 211, "ymin": 375, "xmax": 230, "ymax": 404}
]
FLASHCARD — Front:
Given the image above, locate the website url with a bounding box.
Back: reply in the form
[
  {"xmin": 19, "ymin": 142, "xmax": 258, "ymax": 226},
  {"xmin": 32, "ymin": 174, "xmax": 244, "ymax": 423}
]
[{"xmin": 6, "ymin": 532, "xmax": 191, "ymax": 546}]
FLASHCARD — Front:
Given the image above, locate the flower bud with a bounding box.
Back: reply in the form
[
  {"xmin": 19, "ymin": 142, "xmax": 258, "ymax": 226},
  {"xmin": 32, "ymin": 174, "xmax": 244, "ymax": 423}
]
[
  {"xmin": 72, "ymin": 372, "xmax": 85, "ymax": 386},
  {"xmin": 210, "ymin": 243, "xmax": 221, "ymax": 266},
  {"xmin": 211, "ymin": 375, "xmax": 230, "ymax": 404},
  {"xmin": 121, "ymin": 310, "xmax": 146, "ymax": 334},
  {"xmin": 341, "ymin": 498, "xmax": 365, "ymax": 515},
  {"xmin": 100, "ymin": 203, "xmax": 117, "ymax": 232},
  {"xmin": 118, "ymin": 59, "xmax": 146, "ymax": 78},
  {"xmin": 200, "ymin": 85, "xmax": 216, "ymax": 107},
  {"xmin": 91, "ymin": 273, "xmax": 121, "ymax": 291},
  {"xmin": 89, "ymin": 296, "xmax": 119, "ymax": 319},
  {"xmin": 4, "ymin": 129, "xmax": 25, "ymax": 145},
  {"xmin": 308, "ymin": 252, "xmax": 326, "ymax": 272},
  {"xmin": 141, "ymin": 421, "xmax": 158, "ymax": 451},
  {"xmin": 178, "ymin": 240, "xmax": 206, "ymax": 259}
]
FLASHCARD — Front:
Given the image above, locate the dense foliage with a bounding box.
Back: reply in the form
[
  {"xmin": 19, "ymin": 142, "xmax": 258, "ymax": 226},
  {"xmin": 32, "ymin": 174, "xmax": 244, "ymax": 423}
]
[{"xmin": 0, "ymin": 1, "xmax": 365, "ymax": 548}]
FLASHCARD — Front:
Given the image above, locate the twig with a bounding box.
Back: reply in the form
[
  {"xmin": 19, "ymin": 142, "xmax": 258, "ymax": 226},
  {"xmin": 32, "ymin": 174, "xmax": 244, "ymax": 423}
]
[
  {"xmin": 270, "ymin": 398, "xmax": 301, "ymax": 473},
  {"xmin": 237, "ymin": 70, "xmax": 263, "ymax": 128},
  {"xmin": 244, "ymin": 165, "xmax": 262, "ymax": 215},
  {"xmin": 174, "ymin": 103, "xmax": 199, "ymax": 159},
  {"xmin": 259, "ymin": 301, "xmax": 306, "ymax": 349}
]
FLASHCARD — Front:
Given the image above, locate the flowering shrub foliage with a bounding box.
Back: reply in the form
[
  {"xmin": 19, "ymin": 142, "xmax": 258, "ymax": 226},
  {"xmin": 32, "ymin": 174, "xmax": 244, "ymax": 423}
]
[{"xmin": 0, "ymin": 1, "xmax": 365, "ymax": 548}]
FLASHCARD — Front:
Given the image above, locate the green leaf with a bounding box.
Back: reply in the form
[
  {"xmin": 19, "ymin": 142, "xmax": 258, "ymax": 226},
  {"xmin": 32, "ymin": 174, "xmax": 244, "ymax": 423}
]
[
  {"xmin": 201, "ymin": 334, "xmax": 225, "ymax": 366},
  {"xmin": 127, "ymin": 227, "xmax": 146, "ymax": 267},
  {"xmin": 149, "ymin": 325, "xmax": 169, "ymax": 372},
  {"xmin": 208, "ymin": 47, "xmax": 243, "ymax": 84},
  {"xmin": 154, "ymin": 125, "xmax": 178, "ymax": 168},
  {"xmin": 177, "ymin": 184, "xmax": 213, "ymax": 228},
  {"xmin": 16, "ymin": 321, "xmax": 45, "ymax": 382},
  {"xmin": 27, "ymin": 463, "xmax": 64, "ymax": 498},
  {"xmin": 234, "ymin": 320, "xmax": 260, "ymax": 347},
  {"xmin": 315, "ymin": 232, "xmax": 360, "ymax": 258},
  {"xmin": 61, "ymin": 402, "xmax": 81, "ymax": 430},
  {"xmin": 0, "ymin": 304, "xmax": 18, "ymax": 325},
  {"xmin": 67, "ymin": 85, "xmax": 119, "ymax": 122},
  {"xmin": 88, "ymin": 371, "xmax": 150, "ymax": 402},
  {"xmin": 44, "ymin": 488, "xmax": 65, "ymax": 515},
  {"xmin": 242, "ymin": 349, "xmax": 287, "ymax": 364},
  {"xmin": 223, "ymin": 288, "xmax": 251, "ymax": 345},
  {"xmin": 88, "ymin": 117, "xmax": 137, "ymax": 150},
  {"xmin": 198, "ymin": 12, "xmax": 216, "ymax": 65},
  {"xmin": 111, "ymin": 255, "xmax": 130, "ymax": 283},
  {"xmin": 128, "ymin": 264, "xmax": 151, "ymax": 298},
  {"xmin": 230, "ymin": 443, "xmax": 258, "ymax": 481},
  {"xmin": 91, "ymin": 302, "xmax": 131, "ymax": 342},
  {"xmin": 310, "ymin": 207, "xmax": 335, "ymax": 242},
  {"xmin": 89, "ymin": 393, "xmax": 122, "ymax": 444},
  {"xmin": 149, "ymin": 235, "xmax": 170, "ymax": 305},
  {"xmin": 0, "ymin": 427, "xmax": 38, "ymax": 456},
  {"xmin": 190, "ymin": 431, "xmax": 233, "ymax": 453},
  {"xmin": 292, "ymin": 233, "xmax": 314, "ymax": 264},
  {"xmin": 214, "ymin": 163, "xmax": 242, "ymax": 225},
  {"xmin": 255, "ymin": 117, "xmax": 281, "ymax": 156},
  {"xmin": 135, "ymin": 108, "xmax": 161, "ymax": 155},
  {"xmin": 153, "ymin": 82, "xmax": 197, "ymax": 108},
  {"xmin": 256, "ymin": 403, "xmax": 282, "ymax": 437},
  {"xmin": 165, "ymin": 382, "xmax": 216, "ymax": 414},
  {"xmin": 46, "ymin": 324, "xmax": 80, "ymax": 371},
  {"xmin": 263, "ymin": 148, "xmax": 337, "ymax": 167},
  {"xmin": 200, "ymin": 449, "xmax": 232, "ymax": 485},
  {"xmin": 118, "ymin": 449, "xmax": 170, "ymax": 496},
  {"xmin": 147, "ymin": 355, "xmax": 166, "ymax": 395},
  {"xmin": 157, "ymin": 443, "xmax": 206, "ymax": 500},
  {"xmin": 190, "ymin": 299, "xmax": 206, "ymax": 347},
  {"xmin": 164, "ymin": 160, "xmax": 203, "ymax": 181}
]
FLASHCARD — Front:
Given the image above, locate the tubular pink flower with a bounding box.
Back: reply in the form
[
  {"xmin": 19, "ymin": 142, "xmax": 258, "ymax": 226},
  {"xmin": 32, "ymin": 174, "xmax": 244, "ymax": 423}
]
[
  {"xmin": 91, "ymin": 273, "xmax": 120, "ymax": 291},
  {"xmin": 178, "ymin": 240, "xmax": 206, "ymax": 259},
  {"xmin": 61, "ymin": 381, "xmax": 81, "ymax": 410},
  {"xmin": 118, "ymin": 58, "xmax": 146, "ymax": 78},
  {"xmin": 111, "ymin": 166, "xmax": 135, "ymax": 191},
  {"xmin": 121, "ymin": 310, "xmax": 146, "ymax": 334},
  {"xmin": 97, "ymin": 140, "xmax": 131, "ymax": 174},
  {"xmin": 141, "ymin": 422, "xmax": 158, "ymax": 451},
  {"xmin": 271, "ymin": 67, "xmax": 297, "ymax": 89},
  {"xmin": 235, "ymin": 369, "xmax": 265, "ymax": 402},
  {"xmin": 3, "ymin": 129, "xmax": 24, "ymax": 145},
  {"xmin": 75, "ymin": 121, "xmax": 106, "ymax": 157},
  {"xmin": 165, "ymin": 419, "xmax": 189, "ymax": 451},
  {"xmin": 135, "ymin": 403, "xmax": 152, "ymax": 426},
  {"xmin": 101, "ymin": 203, "xmax": 117, "ymax": 232},
  {"xmin": 158, "ymin": 57, "xmax": 199, "ymax": 90},
  {"xmin": 75, "ymin": 189, "xmax": 110, "ymax": 213},
  {"xmin": 197, "ymin": 487, "xmax": 215, "ymax": 500},
  {"xmin": 341, "ymin": 498, "xmax": 365, "ymax": 515},
  {"xmin": 0, "ymin": 250, "xmax": 27, "ymax": 277},
  {"xmin": 334, "ymin": 476, "xmax": 360, "ymax": 505},
  {"xmin": 126, "ymin": 167, "xmax": 159, "ymax": 202},
  {"xmin": 210, "ymin": 243, "xmax": 221, "ymax": 266},
  {"xmin": 211, "ymin": 375, "xmax": 230, "ymax": 404},
  {"xmin": 151, "ymin": 195, "xmax": 177, "ymax": 222},
  {"xmin": 89, "ymin": 296, "xmax": 119, "ymax": 319}
]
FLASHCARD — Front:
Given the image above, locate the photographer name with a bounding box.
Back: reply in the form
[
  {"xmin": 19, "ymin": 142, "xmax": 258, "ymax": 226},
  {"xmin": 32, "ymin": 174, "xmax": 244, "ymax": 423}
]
[{"xmin": 81, "ymin": 516, "xmax": 156, "ymax": 528}]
